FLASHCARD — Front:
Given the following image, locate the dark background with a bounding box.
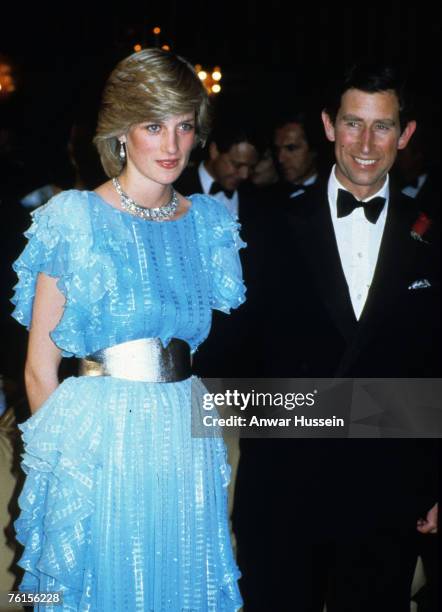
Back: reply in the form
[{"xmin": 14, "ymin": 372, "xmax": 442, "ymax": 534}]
[{"xmin": 1, "ymin": 2, "xmax": 440, "ymax": 183}]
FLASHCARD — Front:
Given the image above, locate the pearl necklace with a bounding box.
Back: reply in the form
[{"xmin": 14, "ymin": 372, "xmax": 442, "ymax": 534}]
[{"xmin": 112, "ymin": 177, "xmax": 179, "ymax": 221}]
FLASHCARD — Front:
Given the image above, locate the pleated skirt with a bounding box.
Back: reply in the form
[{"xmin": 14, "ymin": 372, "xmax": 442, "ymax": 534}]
[{"xmin": 15, "ymin": 375, "xmax": 242, "ymax": 611}]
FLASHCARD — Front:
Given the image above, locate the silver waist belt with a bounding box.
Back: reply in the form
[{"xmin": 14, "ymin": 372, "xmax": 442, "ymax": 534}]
[{"xmin": 79, "ymin": 338, "xmax": 191, "ymax": 382}]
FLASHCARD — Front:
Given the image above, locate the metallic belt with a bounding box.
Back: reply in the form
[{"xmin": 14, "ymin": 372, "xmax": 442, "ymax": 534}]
[{"xmin": 79, "ymin": 338, "xmax": 191, "ymax": 382}]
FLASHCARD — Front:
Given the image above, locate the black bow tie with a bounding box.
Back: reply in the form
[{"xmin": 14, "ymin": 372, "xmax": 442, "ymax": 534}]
[
  {"xmin": 209, "ymin": 181, "xmax": 234, "ymax": 199},
  {"xmin": 336, "ymin": 189, "xmax": 386, "ymax": 224}
]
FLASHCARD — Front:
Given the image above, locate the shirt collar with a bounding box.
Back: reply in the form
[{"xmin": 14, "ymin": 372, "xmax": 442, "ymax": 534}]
[
  {"xmin": 198, "ymin": 161, "xmax": 216, "ymax": 195},
  {"xmin": 328, "ymin": 164, "xmax": 390, "ymax": 217},
  {"xmin": 303, "ymin": 173, "xmax": 318, "ymax": 187},
  {"xmin": 289, "ymin": 173, "xmax": 318, "ymax": 198}
]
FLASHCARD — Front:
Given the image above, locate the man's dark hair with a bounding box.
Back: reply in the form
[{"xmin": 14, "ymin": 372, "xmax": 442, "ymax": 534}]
[
  {"xmin": 324, "ymin": 63, "xmax": 413, "ymax": 131},
  {"xmin": 273, "ymin": 110, "xmax": 322, "ymax": 153},
  {"xmin": 207, "ymin": 115, "xmax": 263, "ymax": 155}
]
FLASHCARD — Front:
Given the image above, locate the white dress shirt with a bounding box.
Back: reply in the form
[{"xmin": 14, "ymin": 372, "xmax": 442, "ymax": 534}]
[
  {"xmin": 289, "ymin": 173, "xmax": 318, "ymax": 198},
  {"xmin": 198, "ymin": 162, "xmax": 239, "ymax": 219},
  {"xmin": 328, "ymin": 166, "xmax": 389, "ymax": 320}
]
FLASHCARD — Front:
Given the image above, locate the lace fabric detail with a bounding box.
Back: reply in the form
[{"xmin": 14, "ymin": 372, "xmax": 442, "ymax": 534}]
[{"xmin": 194, "ymin": 196, "xmax": 246, "ymax": 314}]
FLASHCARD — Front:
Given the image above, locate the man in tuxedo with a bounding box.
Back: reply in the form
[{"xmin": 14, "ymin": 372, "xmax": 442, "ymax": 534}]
[
  {"xmin": 233, "ymin": 63, "xmax": 439, "ymax": 611},
  {"xmin": 174, "ymin": 118, "xmax": 259, "ymax": 222},
  {"xmin": 272, "ymin": 111, "xmax": 322, "ymax": 200}
]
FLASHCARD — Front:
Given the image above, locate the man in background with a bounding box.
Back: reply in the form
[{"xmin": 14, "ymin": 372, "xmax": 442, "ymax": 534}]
[
  {"xmin": 174, "ymin": 116, "xmax": 259, "ymax": 222},
  {"xmin": 270, "ymin": 110, "xmax": 323, "ymax": 203}
]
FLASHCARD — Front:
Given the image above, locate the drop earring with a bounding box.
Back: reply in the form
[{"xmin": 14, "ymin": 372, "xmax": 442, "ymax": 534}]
[{"xmin": 119, "ymin": 141, "xmax": 126, "ymax": 161}]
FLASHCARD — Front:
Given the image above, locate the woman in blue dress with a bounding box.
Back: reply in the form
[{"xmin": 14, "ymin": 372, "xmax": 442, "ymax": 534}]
[{"xmin": 11, "ymin": 48, "xmax": 245, "ymax": 611}]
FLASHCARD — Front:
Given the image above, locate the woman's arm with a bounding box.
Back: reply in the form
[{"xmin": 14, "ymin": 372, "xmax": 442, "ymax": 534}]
[{"xmin": 25, "ymin": 273, "xmax": 65, "ymax": 413}]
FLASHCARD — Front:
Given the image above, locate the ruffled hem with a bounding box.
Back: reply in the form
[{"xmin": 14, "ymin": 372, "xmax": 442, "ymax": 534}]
[
  {"xmin": 15, "ymin": 379, "xmax": 101, "ymax": 609},
  {"xmin": 15, "ymin": 376, "xmax": 243, "ymax": 611}
]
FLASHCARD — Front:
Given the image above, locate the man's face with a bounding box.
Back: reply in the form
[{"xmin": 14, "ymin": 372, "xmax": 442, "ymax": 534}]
[
  {"xmin": 209, "ymin": 141, "xmax": 259, "ymax": 192},
  {"xmin": 273, "ymin": 122, "xmax": 316, "ymax": 184},
  {"xmin": 322, "ymin": 88, "xmax": 416, "ymax": 199}
]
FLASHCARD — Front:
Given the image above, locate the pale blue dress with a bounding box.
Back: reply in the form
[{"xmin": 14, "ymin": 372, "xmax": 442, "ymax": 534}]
[{"xmin": 11, "ymin": 190, "xmax": 245, "ymax": 611}]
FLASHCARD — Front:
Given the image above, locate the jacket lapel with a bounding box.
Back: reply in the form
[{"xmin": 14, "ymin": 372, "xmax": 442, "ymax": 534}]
[
  {"xmin": 357, "ymin": 192, "xmax": 415, "ymax": 330},
  {"xmin": 290, "ymin": 189, "xmax": 358, "ymax": 342},
  {"xmin": 334, "ymin": 191, "xmax": 418, "ymax": 374}
]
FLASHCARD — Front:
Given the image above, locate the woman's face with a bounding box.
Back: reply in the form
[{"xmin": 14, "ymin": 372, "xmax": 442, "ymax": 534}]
[{"xmin": 121, "ymin": 113, "xmax": 196, "ymax": 185}]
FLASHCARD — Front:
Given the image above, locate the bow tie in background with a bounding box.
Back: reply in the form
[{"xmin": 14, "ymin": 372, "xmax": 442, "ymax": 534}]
[
  {"xmin": 209, "ymin": 181, "xmax": 234, "ymax": 199},
  {"xmin": 337, "ymin": 189, "xmax": 386, "ymax": 224}
]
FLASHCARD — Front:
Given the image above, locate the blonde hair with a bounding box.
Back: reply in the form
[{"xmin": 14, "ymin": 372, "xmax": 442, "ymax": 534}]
[{"xmin": 94, "ymin": 48, "xmax": 211, "ymax": 177}]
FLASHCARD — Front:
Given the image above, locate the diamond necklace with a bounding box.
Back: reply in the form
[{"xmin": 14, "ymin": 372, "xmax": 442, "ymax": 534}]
[{"xmin": 112, "ymin": 177, "xmax": 179, "ymax": 221}]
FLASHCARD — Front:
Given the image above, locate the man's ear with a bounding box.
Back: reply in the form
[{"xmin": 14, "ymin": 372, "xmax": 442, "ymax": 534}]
[
  {"xmin": 398, "ymin": 120, "xmax": 417, "ymax": 150},
  {"xmin": 209, "ymin": 142, "xmax": 219, "ymax": 160},
  {"xmin": 321, "ymin": 111, "xmax": 336, "ymax": 142}
]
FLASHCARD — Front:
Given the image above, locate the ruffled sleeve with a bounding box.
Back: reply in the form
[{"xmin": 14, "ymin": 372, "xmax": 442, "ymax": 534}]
[
  {"xmin": 10, "ymin": 190, "xmax": 134, "ymax": 358},
  {"xmin": 11, "ymin": 193, "xmax": 73, "ymax": 331},
  {"xmin": 196, "ymin": 196, "xmax": 246, "ymax": 313}
]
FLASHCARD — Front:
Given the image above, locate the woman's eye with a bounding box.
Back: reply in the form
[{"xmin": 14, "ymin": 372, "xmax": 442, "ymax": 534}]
[
  {"xmin": 145, "ymin": 124, "xmax": 161, "ymax": 133},
  {"xmin": 180, "ymin": 122, "xmax": 195, "ymax": 132}
]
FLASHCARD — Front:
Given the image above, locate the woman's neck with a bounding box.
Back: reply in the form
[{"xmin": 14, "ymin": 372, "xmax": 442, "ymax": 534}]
[{"xmin": 117, "ymin": 170, "xmax": 172, "ymax": 209}]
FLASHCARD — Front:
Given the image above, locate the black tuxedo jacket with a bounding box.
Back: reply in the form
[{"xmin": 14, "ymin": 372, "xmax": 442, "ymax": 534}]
[
  {"xmin": 408, "ymin": 168, "xmax": 441, "ymax": 248},
  {"xmin": 173, "ymin": 163, "xmax": 204, "ymax": 198},
  {"xmin": 253, "ymin": 182, "xmax": 440, "ymax": 378},
  {"xmin": 234, "ymin": 181, "xmax": 440, "ymax": 533},
  {"xmin": 406, "ymin": 166, "xmax": 440, "ymax": 223}
]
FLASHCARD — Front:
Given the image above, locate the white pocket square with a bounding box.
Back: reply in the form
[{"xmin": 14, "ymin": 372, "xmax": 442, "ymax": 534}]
[{"xmin": 408, "ymin": 279, "xmax": 431, "ymax": 290}]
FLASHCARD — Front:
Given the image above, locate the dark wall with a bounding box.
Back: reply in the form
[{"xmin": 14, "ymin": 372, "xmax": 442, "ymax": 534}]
[{"xmin": 2, "ymin": 4, "xmax": 440, "ymax": 169}]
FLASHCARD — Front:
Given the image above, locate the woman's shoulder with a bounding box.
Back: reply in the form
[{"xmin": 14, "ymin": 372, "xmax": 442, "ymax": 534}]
[
  {"xmin": 187, "ymin": 194, "xmax": 244, "ymax": 255},
  {"xmin": 33, "ymin": 189, "xmax": 89, "ymax": 217},
  {"xmin": 188, "ymin": 193, "xmax": 235, "ymax": 225},
  {"xmin": 32, "ymin": 189, "xmax": 92, "ymax": 230}
]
